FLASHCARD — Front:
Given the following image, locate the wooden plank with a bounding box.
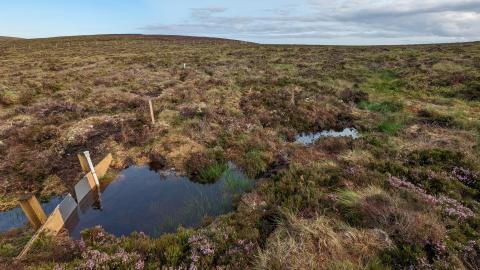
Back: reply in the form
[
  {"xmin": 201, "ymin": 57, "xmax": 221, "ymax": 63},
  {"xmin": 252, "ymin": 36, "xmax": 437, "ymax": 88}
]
[
  {"xmin": 16, "ymin": 194, "xmax": 78, "ymax": 260},
  {"xmin": 94, "ymin": 153, "xmax": 113, "ymax": 179},
  {"xmin": 77, "ymin": 153, "xmax": 90, "ymax": 174},
  {"xmin": 74, "ymin": 174, "xmax": 96, "ymax": 203},
  {"xmin": 17, "ymin": 153, "xmax": 113, "ymax": 260},
  {"xmin": 19, "ymin": 195, "xmax": 47, "ymax": 230},
  {"xmin": 74, "ymin": 153, "xmax": 112, "ymax": 202},
  {"xmin": 43, "ymin": 194, "xmax": 77, "ymax": 233}
]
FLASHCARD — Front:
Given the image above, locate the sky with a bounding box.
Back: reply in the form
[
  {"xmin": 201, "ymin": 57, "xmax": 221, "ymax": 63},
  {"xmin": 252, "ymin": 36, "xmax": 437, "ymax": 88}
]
[{"xmin": 0, "ymin": 0, "xmax": 479, "ymax": 45}]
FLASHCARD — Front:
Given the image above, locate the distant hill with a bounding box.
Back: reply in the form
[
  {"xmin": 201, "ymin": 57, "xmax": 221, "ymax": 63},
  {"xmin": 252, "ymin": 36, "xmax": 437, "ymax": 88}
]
[
  {"xmin": 29, "ymin": 34, "xmax": 253, "ymax": 44},
  {"xmin": 0, "ymin": 36, "xmax": 23, "ymax": 40}
]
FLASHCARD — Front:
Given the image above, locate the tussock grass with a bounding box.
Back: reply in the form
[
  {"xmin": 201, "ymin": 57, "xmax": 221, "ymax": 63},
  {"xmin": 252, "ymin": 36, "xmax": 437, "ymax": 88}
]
[{"xmin": 255, "ymin": 212, "xmax": 390, "ymax": 269}]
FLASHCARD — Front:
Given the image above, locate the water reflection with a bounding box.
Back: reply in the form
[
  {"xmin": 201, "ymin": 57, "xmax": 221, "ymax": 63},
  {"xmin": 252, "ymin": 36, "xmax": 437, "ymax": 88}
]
[{"xmin": 66, "ymin": 164, "xmax": 252, "ymax": 238}]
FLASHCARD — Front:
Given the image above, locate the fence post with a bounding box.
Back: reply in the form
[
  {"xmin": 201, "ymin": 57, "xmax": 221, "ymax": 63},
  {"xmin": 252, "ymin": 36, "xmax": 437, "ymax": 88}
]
[
  {"xmin": 19, "ymin": 194, "xmax": 47, "ymax": 230},
  {"xmin": 149, "ymin": 99, "xmax": 155, "ymax": 125}
]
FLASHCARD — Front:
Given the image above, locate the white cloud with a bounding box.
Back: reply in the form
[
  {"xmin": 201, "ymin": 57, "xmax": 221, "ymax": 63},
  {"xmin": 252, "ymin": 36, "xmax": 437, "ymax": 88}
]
[{"xmin": 141, "ymin": 0, "xmax": 480, "ymax": 44}]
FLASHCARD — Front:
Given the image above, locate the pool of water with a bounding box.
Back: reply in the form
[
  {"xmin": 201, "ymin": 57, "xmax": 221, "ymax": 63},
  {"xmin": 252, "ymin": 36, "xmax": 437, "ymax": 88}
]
[
  {"xmin": 0, "ymin": 197, "xmax": 63, "ymax": 232},
  {"xmin": 295, "ymin": 128, "xmax": 359, "ymax": 145},
  {"xmin": 66, "ymin": 164, "xmax": 252, "ymax": 238}
]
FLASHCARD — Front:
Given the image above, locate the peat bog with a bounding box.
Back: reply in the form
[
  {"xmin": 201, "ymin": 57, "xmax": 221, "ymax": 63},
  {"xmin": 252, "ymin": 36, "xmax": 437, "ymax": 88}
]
[
  {"xmin": 66, "ymin": 164, "xmax": 252, "ymax": 238},
  {"xmin": 0, "ymin": 36, "xmax": 479, "ymax": 269}
]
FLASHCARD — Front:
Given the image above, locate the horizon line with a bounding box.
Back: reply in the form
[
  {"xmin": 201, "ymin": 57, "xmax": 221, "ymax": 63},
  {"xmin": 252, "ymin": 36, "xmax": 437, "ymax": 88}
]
[{"xmin": 2, "ymin": 33, "xmax": 479, "ymax": 47}]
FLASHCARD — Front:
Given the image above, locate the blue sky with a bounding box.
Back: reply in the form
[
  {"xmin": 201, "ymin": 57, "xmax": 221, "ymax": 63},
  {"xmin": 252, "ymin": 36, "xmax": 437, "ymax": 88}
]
[{"xmin": 1, "ymin": 0, "xmax": 479, "ymax": 45}]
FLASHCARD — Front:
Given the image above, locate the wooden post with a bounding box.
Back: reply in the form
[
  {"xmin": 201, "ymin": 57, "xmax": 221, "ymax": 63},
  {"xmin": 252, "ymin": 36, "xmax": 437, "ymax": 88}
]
[
  {"xmin": 149, "ymin": 99, "xmax": 155, "ymax": 125},
  {"xmin": 82, "ymin": 151, "xmax": 102, "ymax": 208},
  {"xmin": 19, "ymin": 194, "xmax": 47, "ymax": 230},
  {"xmin": 82, "ymin": 151, "xmax": 100, "ymax": 189},
  {"xmin": 77, "ymin": 153, "xmax": 90, "ymax": 174}
]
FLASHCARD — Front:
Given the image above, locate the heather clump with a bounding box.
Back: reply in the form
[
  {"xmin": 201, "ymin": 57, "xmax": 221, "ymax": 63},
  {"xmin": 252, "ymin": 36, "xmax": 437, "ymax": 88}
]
[
  {"xmin": 77, "ymin": 248, "xmax": 144, "ymax": 270},
  {"xmin": 452, "ymin": 166, "xmax": 478, "ymax": 187},
  {"xmin": 387, "ymin": 176, "xmax": 474, "ymax": 221}
]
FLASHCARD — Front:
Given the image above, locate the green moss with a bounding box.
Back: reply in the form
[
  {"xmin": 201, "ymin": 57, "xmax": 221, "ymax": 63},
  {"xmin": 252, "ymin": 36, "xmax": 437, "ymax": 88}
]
[
  {"xmin": 369, "ymin": 70, "xmax": 406, "ymax": 92},
  {"xmin": 378, "ymin": 118, "xmax": 405, "ymax": 135}
]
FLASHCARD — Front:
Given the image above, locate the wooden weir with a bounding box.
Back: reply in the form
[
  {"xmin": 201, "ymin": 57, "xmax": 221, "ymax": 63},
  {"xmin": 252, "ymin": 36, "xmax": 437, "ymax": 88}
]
[{"xmin": 15, "ymin": 152, "xmax": 113, "ymax": 260}]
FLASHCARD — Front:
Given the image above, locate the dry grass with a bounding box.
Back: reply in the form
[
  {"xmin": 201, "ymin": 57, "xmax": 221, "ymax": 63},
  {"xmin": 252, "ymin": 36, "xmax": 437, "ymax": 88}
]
[{"xmin": 255, "ymin": 212, "xmax": 390, "ymax": 269}]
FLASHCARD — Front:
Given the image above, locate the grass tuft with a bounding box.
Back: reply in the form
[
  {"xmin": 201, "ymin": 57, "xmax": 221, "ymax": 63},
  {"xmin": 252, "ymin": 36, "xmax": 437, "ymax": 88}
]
[{"xmin": 197, "ymin": 162, "xmax": 228, "ymax": 184}]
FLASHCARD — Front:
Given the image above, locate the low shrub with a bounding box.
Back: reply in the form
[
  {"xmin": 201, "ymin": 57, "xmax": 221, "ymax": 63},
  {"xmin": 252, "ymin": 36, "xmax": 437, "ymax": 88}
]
[
  {"xmin": 0, "ymin": 229, "xmax": 33, "ymax": 258},
  {"xmin": 359, "ymin": 100, "xmax": 404, "ymax": 113},
  {"xmin": 315, "ymin": 137, "xmax": 352, "ymax": 154},
  {"xmin": 339, "ymin": 88, "xmax": 369, "ymax": 104},
  {"xmin": 458, "ymin": 81, "xmax": 480, "ymax": 101},
  {"xmin": 417, "ymin": 109, "xmax": 456, "ymax": 127},
  {"xmin": 242, "ymin": 149, "xmax": 269, "ymax": 178},
  {"xmin": 406, "ymin": 148, "xmax": 463, "ymax": 169},
  {"xmin": 0, "ymin": 85, "xmax": 20, "ymax": 105},
  {"xmin": 378, "ymin": 245, "xmax": 426, "ymax": 269},
  {"xmin": 267, "ymin": 162, "xmax": 342, "ymax": 210}
]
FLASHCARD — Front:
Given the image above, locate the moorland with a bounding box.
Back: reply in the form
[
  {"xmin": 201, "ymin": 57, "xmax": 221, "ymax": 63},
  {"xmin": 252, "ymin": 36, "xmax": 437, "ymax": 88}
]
[{"xmin": 0, "ymin": 35, "xmax": 479, "ymax": 269}]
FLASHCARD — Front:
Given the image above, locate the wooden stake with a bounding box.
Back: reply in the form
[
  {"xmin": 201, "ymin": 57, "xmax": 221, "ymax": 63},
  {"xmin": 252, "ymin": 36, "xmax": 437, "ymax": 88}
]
[
  {"xmin": 19, "ymin": 194, "xmax": 47, "ymax": 230},
  {"xmin": 77, "ymin": 153, "xmax": 90, "ymax": 174},
  {"xmin": 149, "ymin": 99, "xmax": 155, "ymax": 125},
  {"xmin": 82, "ymin": 151, "xmax": 100, "ymax": 188}
]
